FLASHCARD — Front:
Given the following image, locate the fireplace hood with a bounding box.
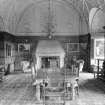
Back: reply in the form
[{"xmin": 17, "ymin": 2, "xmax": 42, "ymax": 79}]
[{"xmin": 36, "ymin": 40, "xmax": 65, "ymax": 69}]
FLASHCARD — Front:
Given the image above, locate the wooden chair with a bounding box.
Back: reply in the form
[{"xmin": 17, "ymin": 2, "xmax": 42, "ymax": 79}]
[
  {"xmin": 73, "ymin": 60, "xmax": 84, "ymax": 76},
  {"xmin": 64, "ymin": 78, "xmax": 79, "ymax": 100},
  {"xmin": 72, "ymin": 65, "xmax": 79, "ymax": 77},
  {"xmin": 73, "ymin": 78, "xmax": 79, "ymax": 96},
  {"xmin": 0, "ymin": 72, "xmax": 4, "ymax": 81},
  {"xmin": 92, "ymin": 65, "xmax": 104, "ymax": 79},
  {"xmin": 0, "ymin": 66, "xmax": 4, "ymax": 82},
  {"xmin": 78, "ymin": 60, "xmax": 84, "ymax": 72}
]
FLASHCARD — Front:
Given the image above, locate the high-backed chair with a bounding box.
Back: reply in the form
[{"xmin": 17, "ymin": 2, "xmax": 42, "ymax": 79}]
[
  {"xmin": 71, "ymin": 61, "xmax": 82, "ymax": 99},
  {"xmin": 64, "ymin": 78, "xmax": 79, "ymax": 100},
  {"xmin": 71, "ymin": 64, "xmax": 79, "ymax": 77},
  {"xmin": 31, "ymin": 64, "xmax": 36, "ymax": 82},
  {"xmin": 0, "ymin": 66, "xmax": 4, "ymax": 82},
  {"xmin": 78, "ymin": 60, "xmax": 84, "ymax": 72}
]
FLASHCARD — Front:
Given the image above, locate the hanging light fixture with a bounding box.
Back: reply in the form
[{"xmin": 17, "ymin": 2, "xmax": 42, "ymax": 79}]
[
  {"xmin": 47, "ymin": 0, "xmax": 52, "ymax": 39},
  {"xmin": 47, "ymin": 0, "xmax": 56, "ymax": 39},
  {"xmin": 40, "ymin": 0, "xmax": 56, "ymax": 39}
]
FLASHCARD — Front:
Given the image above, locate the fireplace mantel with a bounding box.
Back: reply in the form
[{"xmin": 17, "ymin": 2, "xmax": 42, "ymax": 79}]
[{"xmin": 36, "ymin": 40, "xmax": 65, "ymax": 69}]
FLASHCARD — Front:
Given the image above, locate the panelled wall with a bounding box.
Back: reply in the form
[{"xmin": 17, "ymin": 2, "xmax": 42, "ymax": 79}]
[
  {"xmin": 60, "ymin": 34, "xmax": 91, "ymax": 72},
  {"xmin": 0, "ymin": 32, "xmax": 17, "ymax": 74},
  {"xmin": 16, "ymin": 34, "xmax": 91, "ymax": 72},
  {"xmin": 0, "ymin": 34, "xmax": 5, "ymax": 66},
  {"xmin": 0, "ymin": 32, "xmax": 91, "ymax": 73}
]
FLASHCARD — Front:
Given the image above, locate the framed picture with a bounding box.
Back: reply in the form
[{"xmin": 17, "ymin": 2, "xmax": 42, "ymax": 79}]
[
  {"xmin": 18, "ymin": 44, "xmax": 30, "ymax": 52},
  {"xmin": 94, "ymin": 39, "xmax": 105, "ymax": 59},
  {"xmin": 67, "ymin": 43, "xmax": 79, "ymax": 52}
]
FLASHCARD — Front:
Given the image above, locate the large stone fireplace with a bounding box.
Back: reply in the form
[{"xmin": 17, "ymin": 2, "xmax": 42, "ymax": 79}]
[{"xmin": 35, "ymin": 40, "xmax": 65, "ymax": 69}]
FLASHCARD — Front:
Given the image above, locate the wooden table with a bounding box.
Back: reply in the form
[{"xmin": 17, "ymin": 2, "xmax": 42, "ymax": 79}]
[{"xmin": 34, "ymin": 69, "xmax": 79, "ymax": 101}]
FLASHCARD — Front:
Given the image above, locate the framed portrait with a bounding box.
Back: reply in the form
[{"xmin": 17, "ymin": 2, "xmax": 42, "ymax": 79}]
[
  {"xmin": 94, "ymin": 39, "xmax": 105, "ymax": 59},
  {"xmin": 18, "ymin": 44, "xmax": 30, "ymax": 52}
]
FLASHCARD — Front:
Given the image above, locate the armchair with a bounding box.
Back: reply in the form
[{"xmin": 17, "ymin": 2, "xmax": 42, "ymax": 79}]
[
  {"xmin": 78, "ymin": 60, "xmax": 84, "ymax": 72},
  {"xmin": 0, "ymin": 65, "xmax": 4, "ymax": 81}
]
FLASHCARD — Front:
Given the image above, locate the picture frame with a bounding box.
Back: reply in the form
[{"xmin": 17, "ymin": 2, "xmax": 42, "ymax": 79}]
[{"xmin": 18, "ymin": 43, "xmax": 30, "ymax": 52}]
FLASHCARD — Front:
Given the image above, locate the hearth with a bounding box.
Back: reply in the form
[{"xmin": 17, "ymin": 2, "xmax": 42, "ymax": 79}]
[{"xmin": 41, "ymin": 56, "xmax": 60, "ymax": 69}]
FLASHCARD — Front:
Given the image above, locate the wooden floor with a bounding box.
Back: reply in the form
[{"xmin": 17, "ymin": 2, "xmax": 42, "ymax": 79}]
[{"xmin": 0, "ymin": 72, "xmax": 105, "ymax": 105}]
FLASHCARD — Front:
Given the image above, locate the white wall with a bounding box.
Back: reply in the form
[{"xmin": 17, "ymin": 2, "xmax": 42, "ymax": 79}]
[{"xmin": 89, "ymin": 8, "xmax": 105, "ymax": 33}]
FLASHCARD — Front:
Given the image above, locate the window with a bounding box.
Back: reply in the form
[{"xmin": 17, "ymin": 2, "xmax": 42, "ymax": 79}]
[{"xmin": 94, "ymin": 39, "xmax": 105, "ymax": 59}]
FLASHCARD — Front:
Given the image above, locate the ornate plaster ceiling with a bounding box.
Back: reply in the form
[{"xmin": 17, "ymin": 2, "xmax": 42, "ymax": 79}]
[
  {"xmin": 0, "ymin": 0, "xmax": 104, "ymax": 36},
  {"xmin": 89, "ymin": 8, "xmax": 105, "ymax": 34}
]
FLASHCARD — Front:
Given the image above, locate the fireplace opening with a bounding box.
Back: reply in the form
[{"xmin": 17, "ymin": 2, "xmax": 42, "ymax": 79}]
[{"xmin": 41, "ymin": 56, "xmax": 60, "ymax": 69}]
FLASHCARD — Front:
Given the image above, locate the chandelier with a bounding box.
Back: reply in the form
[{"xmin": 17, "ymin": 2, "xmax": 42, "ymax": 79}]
[{"xmin": 40, "ymin": 0, "xmax": 57, "ymax": 39}]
